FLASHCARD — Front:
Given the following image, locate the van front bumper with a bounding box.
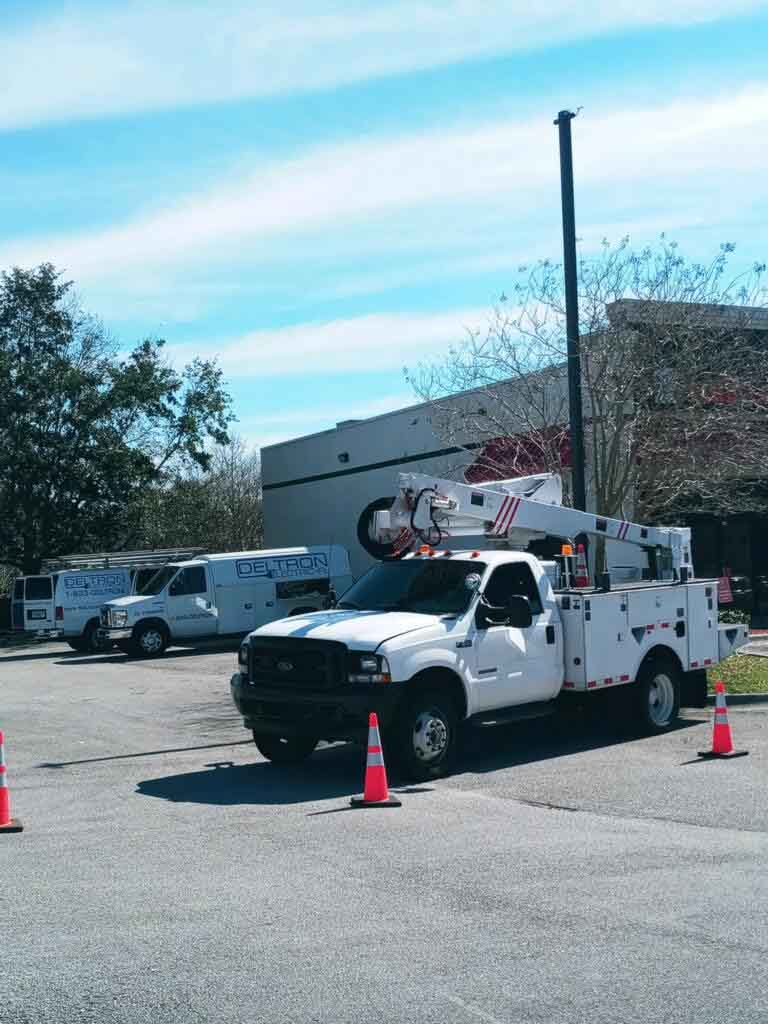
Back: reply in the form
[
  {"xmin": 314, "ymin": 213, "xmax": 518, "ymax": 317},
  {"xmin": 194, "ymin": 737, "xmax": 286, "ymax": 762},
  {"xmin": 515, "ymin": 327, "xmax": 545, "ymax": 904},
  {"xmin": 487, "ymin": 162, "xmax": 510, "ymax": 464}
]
[
  {"xmin": 98, "ymin": 627, "xmax": 133, "ymax": 642},
  {"xmin": 230, "ymin": 671, "xmax": 404, "ymax": 742}
]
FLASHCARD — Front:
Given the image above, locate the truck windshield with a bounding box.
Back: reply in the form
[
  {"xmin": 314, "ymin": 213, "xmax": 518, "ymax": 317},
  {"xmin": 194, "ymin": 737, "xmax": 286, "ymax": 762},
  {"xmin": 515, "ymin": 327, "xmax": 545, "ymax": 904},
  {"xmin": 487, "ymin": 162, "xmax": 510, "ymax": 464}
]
[
  {"xmin": 338, "ymin": 559, "xmax": 486, "ymax": 616},
  {"xmin": 139, "ymin": 566, "xmax": 179, "ymax": 596}
]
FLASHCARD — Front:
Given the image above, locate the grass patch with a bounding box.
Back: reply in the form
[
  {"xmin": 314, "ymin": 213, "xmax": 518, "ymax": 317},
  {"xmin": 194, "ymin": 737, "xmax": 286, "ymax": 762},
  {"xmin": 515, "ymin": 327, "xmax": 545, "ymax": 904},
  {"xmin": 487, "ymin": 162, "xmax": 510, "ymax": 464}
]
[{"xmin": 708, "ymin": 655, "xmax": 768, "ymax": 694}]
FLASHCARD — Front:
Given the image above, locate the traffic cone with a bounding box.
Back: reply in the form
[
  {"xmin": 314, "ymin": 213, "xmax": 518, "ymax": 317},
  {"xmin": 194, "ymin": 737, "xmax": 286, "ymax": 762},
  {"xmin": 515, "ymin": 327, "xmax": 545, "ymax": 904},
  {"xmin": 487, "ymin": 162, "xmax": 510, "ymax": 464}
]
[
  {"xmin": 350, "ymin": 713, "xmax": 402, "ymax": 808},
  {"xmin": 0, "ymin": 731, "xmax": 23, "ymax": 833},
  {"xmin": 574, "ymin": 544, "xmax": 589, "ymax": 588},
  {"xmin": 698, "ymin": 682, "xmax": 748, "ymax": 759}
]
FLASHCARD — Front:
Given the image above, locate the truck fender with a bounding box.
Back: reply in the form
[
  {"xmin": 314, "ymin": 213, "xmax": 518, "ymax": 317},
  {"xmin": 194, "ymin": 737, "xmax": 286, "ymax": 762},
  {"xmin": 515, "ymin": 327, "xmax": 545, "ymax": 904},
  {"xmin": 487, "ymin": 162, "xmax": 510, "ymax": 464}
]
[
  {"xmin": 632, "ymin": 644, "xmax": 684, "ymax": 683},
  {"xmin": 401, "ymin": 661, "xmax": 469, "ymax": 721}
]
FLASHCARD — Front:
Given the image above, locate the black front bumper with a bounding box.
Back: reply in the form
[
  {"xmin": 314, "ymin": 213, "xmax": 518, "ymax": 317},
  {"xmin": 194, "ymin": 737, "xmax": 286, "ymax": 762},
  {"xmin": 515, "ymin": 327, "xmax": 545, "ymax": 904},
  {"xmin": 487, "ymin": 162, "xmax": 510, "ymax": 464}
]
[{"xmin": 230, "ymin": 672, "xmax": 404, "ymax": 741}]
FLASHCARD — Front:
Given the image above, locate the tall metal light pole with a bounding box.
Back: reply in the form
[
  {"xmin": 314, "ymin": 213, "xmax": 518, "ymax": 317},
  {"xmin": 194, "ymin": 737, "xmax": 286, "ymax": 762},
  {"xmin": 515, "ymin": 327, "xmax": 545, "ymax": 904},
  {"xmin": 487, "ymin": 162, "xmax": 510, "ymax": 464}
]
[{"xmin": 554, "ymin": 109, "xmax": 586, "ymax": 512}]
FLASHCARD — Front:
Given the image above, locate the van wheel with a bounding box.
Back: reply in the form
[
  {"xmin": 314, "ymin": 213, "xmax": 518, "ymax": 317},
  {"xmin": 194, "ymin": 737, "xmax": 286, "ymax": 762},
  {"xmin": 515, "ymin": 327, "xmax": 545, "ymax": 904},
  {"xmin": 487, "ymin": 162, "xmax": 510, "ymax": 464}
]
[
  {"xmin": 633, "ymin": 658, "xmax": 681, "ymax": 733},
  {"xmin": 252, "ymin": 732, "xmax": 318, "ymax": 764},
  {"xmin": 83, "ymin": 620, "xmax": 108, "ymax": 654},
  {"xmin": 131, "ymin": 623, "xmax": 168, "ymax": 658},
  {"xmin": 390, "ymin": 689, "xmax": 458, "ymax": 781}
]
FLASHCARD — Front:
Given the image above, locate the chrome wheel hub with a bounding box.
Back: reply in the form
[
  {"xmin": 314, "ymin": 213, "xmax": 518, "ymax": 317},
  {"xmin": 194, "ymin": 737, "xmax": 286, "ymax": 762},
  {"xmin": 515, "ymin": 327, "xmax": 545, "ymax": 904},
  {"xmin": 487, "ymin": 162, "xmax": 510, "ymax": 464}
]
[
  {"xmin": 648, "ymin": 672, "xmax": 675, "ymax": 726},
  {"xmin": 141, "ymin": 630, "xmax": 163, "ymax": 654},
  {"xmin": 412, "ymin": 710, "xmax": 449, "ymax": 762}
]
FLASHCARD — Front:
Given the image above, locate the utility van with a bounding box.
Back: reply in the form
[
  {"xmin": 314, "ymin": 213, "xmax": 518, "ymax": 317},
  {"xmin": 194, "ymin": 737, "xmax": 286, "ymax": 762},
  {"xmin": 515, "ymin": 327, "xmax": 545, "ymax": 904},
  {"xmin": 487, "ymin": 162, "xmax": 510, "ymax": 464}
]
[
  {"xmin": 12, "ymin": 548, "xmax": 205, "ymax": 652},
  {"xmin": 99, "ymin": 545, "xmax": 353, "ymax": 657},
  {"xmin": 231, "ymin": 473, "xmax": 749, "ymax": 779}
]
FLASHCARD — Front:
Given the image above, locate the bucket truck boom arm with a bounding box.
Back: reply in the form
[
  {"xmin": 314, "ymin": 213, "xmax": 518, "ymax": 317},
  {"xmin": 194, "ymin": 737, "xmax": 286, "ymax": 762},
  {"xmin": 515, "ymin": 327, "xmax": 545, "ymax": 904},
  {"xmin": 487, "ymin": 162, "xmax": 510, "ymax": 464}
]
[{"xmin": 370, "ymin": 472, "xmax": 694, "ymax": 578}]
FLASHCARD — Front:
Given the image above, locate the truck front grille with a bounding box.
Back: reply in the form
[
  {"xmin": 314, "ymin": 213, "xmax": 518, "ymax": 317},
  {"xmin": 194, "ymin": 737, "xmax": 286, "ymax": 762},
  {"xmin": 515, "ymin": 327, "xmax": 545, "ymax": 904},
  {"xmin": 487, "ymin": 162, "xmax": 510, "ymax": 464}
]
[{"xmin": 248, "ymin": 637, "xmax": 346, "ymax": 690}]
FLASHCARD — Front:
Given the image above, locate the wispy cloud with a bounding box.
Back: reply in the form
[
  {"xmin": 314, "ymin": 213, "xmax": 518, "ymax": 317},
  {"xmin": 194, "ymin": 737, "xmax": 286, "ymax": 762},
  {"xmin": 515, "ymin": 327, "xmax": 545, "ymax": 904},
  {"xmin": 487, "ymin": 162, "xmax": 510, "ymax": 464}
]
[
  {"xmin": 3, "ymin": 1, "xmax": 764, "ymax": 132},
  {"xmin": 2, "ymin": 83, "xmax": 766, "ymax": 301},
  {"xmin": 171, "ymin": 308, "xmax": 487, "ymax": 377}
]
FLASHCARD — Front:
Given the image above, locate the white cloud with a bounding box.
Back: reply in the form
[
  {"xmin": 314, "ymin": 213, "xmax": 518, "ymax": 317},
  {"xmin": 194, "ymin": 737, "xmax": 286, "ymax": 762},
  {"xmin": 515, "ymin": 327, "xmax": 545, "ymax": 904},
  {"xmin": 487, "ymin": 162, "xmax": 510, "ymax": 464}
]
[
  {"xmin": 2, "ymin": 1, "xmax": 764, "ymax": 132},
  {"xmin": 2, "ymin": 83, "xmax": 766, "ymax": 298},
  {"xmin": 170, "ymin": 308, "xmax": 487, "ymax": 377}
]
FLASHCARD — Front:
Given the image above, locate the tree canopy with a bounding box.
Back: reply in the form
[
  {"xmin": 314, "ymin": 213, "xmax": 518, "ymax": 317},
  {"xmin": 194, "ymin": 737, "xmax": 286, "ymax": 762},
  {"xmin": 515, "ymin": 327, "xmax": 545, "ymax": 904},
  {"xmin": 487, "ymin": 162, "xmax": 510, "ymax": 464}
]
[{"xmin": 0, "ymin": 264, "xmax": 234, "ymax": 572}]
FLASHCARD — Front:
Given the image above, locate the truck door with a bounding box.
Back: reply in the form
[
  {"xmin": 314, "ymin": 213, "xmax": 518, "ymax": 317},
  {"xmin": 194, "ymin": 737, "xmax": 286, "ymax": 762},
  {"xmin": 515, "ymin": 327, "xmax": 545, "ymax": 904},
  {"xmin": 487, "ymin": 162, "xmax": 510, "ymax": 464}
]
[
  {"xmin": 470, "ymin": 562, "xmax": 561, "ymax": 711},
  {"xmin": 22, "ymin": 575, "xmax": 55, "ymax": 632},
  {"xmin": 166, "ymin": 566, "xmax": 218, "ymax": 638}
]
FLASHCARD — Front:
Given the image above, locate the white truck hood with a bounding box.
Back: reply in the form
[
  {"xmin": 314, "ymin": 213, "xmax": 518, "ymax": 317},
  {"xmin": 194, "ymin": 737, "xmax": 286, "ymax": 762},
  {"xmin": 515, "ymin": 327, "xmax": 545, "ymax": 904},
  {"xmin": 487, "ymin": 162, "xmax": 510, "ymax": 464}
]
[{"xmin": 251, "ymin": 609, "xmax": 443, "ymax": 651}]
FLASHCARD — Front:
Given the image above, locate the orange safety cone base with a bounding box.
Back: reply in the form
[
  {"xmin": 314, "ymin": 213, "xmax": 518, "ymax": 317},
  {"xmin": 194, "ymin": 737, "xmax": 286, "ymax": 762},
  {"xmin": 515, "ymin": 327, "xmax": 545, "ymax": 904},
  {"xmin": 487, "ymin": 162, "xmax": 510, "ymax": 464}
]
[
  {"xmin": 350, "ymin": 794, "xmax": 402, "ymax": 808},
  {"xmin": 697, "ymin": 749, "xmax": 748, "ymax": 759},
  {"xmin": 0, "ymin": 818, "xmax": 23, "ymax": 833}
]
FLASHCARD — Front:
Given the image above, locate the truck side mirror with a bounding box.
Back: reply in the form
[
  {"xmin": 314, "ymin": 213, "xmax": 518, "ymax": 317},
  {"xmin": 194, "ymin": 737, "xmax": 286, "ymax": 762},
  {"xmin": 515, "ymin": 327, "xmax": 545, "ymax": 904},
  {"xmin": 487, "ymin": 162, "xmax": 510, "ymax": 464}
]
[
  {"xmin": 476, "ymin": 595, "xmax": 533, "ymax": 630},
  {"xmin": 323, "ymin": 587, "xmax": 338, "ymax": 610}
]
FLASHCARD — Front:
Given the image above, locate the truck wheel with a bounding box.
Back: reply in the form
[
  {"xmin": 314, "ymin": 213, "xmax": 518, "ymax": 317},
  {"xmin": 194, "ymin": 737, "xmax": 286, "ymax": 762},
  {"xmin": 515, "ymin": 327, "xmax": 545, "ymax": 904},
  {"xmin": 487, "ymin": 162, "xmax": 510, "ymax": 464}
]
[
  {"xmin": 391, "ymin": 689, "xmax": 458, "ymax": 781},
  {"xmin": 131, "ymin": 623, "xmax": 168, "ymax": 658},
  {"xmin": 252, "ymin": 732, "xmax": 318, "ymax": 764},
  {"xmin": 634, "ymin": 658, "xmax": 681, "ymax": 733},
  {"xmin": 67, "ymin": 638, "xmax": 87, "ymax": 653}
]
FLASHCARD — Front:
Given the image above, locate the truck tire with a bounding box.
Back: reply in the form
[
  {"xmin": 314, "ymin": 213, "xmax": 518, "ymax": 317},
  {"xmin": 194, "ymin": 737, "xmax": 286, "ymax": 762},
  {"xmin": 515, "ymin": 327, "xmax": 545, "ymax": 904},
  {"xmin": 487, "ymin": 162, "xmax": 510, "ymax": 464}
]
[
  {"xmin": 67, "ymin": 638, "xmax": 88, "ymax": 653},
  {"xmin": 633, "ymin": 657, "xmax": 681, "ymax": 733},
  {"xmin": 252, "ymin": 732, "xmax": 318, "ymax": 764},
  {"xmin": 390, "ymin": 689, "xmax": 458, "ymax": 781},
  {"xmin": 131, "ymin": 622, "xmax": 169, "ymax": 658}
]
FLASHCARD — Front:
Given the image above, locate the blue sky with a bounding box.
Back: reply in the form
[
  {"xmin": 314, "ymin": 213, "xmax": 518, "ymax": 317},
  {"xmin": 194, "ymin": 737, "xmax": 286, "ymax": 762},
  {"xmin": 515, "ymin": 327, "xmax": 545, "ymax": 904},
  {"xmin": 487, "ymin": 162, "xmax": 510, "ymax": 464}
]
[{"xmin": 2, "ymin": 1, "xmax": 767, "ymax": 449}]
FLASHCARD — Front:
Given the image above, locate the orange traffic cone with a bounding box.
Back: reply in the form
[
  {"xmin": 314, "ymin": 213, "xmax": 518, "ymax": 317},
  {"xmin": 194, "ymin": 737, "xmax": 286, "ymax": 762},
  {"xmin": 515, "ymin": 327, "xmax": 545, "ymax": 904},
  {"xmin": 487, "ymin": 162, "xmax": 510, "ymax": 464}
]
[
  {"xmin": 574, "ymin": 544, "xmax": 589, "ymax": 588},
  {"xmin": 350, "ymin": 713, "xmax": 402, "ymax": 808},
  {"xmin": 698, "ymin": 682, "xmax": 748, "ymax": 759},
  {"xmin": 0, "ymin": 731, "xmax": 23, "ymax": 834}
]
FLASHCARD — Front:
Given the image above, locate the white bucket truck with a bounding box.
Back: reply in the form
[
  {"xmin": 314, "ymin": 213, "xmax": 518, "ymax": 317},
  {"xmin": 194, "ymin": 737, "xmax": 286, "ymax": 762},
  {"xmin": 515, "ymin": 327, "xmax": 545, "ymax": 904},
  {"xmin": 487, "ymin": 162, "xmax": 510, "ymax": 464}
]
[
  {"xmin": 12, "ymin": 549, "xmax": 204, "ymax": 652},
  {"xmin": 231, "ymin": 472, "xmax": 748, "ymax": 779},
  {"xmin": 99, "ymin": 545, "xmax": 353, "ymax": 657}
]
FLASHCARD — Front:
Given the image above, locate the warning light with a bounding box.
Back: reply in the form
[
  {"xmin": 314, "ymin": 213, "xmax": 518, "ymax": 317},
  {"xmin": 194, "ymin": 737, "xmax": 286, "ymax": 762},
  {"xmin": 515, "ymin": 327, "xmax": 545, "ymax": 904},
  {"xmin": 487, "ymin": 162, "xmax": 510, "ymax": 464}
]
[
  {"xmin": 418, "ymin": 545, "xmax": 431, "ymax": 554},
  {"xmin": 561, "ymin": 544, "xmax": 574, "ymax": 556},
  {"xmin": 470, "ymin": 551, "xmax": 480, "ymax": 558}
]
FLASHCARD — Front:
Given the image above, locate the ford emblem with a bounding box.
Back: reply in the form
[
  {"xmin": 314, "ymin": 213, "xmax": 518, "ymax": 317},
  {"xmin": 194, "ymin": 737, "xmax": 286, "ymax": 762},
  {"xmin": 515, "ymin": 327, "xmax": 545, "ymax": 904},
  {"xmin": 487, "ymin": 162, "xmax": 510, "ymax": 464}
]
[{"xmin": 277, "ymin": 660, "xmax": 294, "ymax": 673}]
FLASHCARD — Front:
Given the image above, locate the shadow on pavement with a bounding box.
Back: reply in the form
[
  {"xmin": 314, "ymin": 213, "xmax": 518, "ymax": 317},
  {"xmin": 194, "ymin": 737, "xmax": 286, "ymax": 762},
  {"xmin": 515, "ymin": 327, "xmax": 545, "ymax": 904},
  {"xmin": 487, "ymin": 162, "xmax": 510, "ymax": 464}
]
[
  {"xmin": 135, "ymin": 713, "xmax": 702, "ymax": 806},
  {"xmin": 38, "ymin": 739, "xmax": 254, "ymax": 769},
  {"xmin": 54, "ymin": 641, "xmax": 240, "ymax": 667},
  {"xmin": 1, "ymin": 647, "xmax": 76, "ymax": 664},
  {"xmin": 456, "ymin": 713, "xmax": 700, "ymax": 776},
  {"xmin": 137, "ymin": 743, "xmax": 363, "ymax": 806}
]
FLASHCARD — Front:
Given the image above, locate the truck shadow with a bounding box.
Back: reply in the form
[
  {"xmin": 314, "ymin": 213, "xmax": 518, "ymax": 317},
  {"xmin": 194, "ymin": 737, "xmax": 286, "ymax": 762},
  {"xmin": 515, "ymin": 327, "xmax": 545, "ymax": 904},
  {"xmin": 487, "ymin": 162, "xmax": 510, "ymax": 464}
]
[
  {"xmin": 135, "ymin": 714, "xmax": 702, "ymax": 806},
  {"xmin": 55, "ymin": 642, "xmax": 240, "ymax": 667},
  {"xmin": 1, "ymin": 647, "xmax": 78, "ymax": 664},
  {"xmin": 456, "ymin": 713, "xmax": 701, "ymax": 777},
  {"xmin": 136, "ymin": 742, "xmax": 364, "ymax": 806}
]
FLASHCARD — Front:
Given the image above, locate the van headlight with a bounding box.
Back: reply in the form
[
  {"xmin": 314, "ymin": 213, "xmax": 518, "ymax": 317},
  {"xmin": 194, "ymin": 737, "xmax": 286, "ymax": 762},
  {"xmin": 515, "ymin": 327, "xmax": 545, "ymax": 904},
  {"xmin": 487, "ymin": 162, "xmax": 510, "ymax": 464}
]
[
  {"xmin": 348, "ymin": 653, "xmax": 391, "ymax": 684},
  {"xmin": 111, "ymin": 610, "xmax": 128, "ymax": 627}
]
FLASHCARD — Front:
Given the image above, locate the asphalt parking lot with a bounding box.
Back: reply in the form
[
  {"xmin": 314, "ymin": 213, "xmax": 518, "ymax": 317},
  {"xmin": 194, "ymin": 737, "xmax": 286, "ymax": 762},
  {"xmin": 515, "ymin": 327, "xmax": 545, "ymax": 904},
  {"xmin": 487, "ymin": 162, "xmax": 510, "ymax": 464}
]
[{"xmin": 2, "ymin": 641, "xmax": 767, "ymax": 1024}]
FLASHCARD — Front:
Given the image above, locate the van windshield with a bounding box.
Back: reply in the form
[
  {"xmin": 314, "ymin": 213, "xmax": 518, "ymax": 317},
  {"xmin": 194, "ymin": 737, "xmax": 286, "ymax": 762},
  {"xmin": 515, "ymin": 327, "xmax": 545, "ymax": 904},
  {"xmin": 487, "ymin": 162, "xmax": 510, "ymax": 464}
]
[
  {"xmin": 338, "ymin": 559, "xmax": 485, "ymax": 616},
  {"xmin": 139, "ymin": 566, "xmax": 178, "ymax": 596}
]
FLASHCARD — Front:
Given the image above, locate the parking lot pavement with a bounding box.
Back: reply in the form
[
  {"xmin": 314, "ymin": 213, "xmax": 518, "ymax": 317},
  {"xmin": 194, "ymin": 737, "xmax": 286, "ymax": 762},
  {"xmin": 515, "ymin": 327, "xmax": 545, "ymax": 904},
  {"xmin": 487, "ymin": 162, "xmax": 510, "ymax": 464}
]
[{"xmin": 2, "ymin": 642, "xmax": 768, "ymax": 1024}]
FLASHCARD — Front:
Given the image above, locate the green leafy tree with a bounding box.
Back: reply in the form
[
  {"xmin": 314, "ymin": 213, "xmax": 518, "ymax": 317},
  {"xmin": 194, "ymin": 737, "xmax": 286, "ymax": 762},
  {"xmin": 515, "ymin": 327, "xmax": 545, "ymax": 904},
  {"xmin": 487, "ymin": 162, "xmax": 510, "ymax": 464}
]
[{"xmin": 0, "ymin": 264, "xmax": 233, "ymax": 571}]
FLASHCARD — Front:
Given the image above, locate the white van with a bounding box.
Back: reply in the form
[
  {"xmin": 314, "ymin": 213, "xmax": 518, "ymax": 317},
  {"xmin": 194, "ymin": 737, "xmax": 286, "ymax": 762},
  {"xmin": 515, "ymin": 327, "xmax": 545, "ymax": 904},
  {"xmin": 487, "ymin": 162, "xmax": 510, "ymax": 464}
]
[
  {"xmin": 13, "ymin": 568, "xmax": 134, "ymax": 651},
  {"xmin": 99, "ymin": 545, "xmax": 353, "ymax": 656}
]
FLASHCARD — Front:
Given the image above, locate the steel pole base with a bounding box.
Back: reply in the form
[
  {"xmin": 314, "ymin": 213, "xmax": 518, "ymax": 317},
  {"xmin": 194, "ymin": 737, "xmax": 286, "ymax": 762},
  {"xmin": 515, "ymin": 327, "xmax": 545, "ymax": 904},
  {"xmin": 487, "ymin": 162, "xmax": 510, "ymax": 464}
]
[
  {"xmin": 697, "ymin": 750, "xmax": 749, "ymax": 759},
  {"xmin": 0, "ymin": 818, "xmax": 23, "ymax": 833},
  {"xmin": 350, "ymin": 795, "xmax": 402, "ymax": 808}
]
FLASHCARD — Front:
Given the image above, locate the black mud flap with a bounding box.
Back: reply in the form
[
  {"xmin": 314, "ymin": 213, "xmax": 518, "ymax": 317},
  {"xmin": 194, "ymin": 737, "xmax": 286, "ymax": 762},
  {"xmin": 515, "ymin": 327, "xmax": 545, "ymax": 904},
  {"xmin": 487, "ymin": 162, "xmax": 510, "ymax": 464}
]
[{"xmin": 681, "ymin": 669, "xmax": 708, "ymax": 708}]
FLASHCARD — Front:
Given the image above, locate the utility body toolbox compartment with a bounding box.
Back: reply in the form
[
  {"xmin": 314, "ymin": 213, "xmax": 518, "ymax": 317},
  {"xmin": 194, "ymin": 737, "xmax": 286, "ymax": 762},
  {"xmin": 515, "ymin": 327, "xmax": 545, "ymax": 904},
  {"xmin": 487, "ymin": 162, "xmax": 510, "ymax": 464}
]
[{"xmin": 558, "ymin": 580, "xmax": 720, "ymax": 692}]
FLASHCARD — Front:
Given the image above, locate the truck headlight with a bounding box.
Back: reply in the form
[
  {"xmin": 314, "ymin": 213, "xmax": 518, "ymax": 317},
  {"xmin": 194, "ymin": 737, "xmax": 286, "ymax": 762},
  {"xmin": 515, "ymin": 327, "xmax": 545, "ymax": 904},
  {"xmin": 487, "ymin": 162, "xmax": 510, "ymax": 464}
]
[
  {"xmin": 111, "ymin": 610, "xmax": 128, "ymax": 627},
  {"xmin": 238, "ymin": 643, "xmax": 249, "ymax": 667},
  {"xmin": 348, "ymin": 654, "xmax": 391, "ymax": 684}
]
